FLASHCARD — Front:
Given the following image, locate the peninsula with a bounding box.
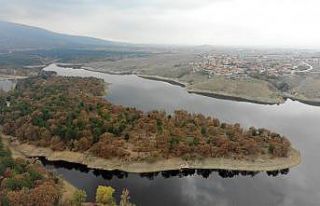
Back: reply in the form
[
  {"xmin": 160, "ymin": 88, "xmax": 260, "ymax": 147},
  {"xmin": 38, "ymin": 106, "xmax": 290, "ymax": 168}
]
[{"xmin": 0, "ymin": 71, "xmax": 301, "ymax": 173}]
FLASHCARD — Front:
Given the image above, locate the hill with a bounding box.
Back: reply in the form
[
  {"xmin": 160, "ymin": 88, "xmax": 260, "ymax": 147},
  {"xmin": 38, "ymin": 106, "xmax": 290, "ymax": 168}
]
[{"xmin": 0, "ymin": 21, "xmax": 126, "ymax": 51}]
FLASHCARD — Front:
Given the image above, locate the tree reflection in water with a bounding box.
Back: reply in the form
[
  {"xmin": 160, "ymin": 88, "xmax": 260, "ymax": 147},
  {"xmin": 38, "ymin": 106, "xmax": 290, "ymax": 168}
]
[{"xmin": 39, "ymin": 157, "xmax": 290, "ymax": 180}]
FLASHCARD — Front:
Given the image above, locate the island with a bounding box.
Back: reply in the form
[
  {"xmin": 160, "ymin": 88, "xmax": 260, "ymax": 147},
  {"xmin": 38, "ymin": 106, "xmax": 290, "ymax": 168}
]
[{"xmin": 0, "ymin": 71, "xmax": 301, "ymax": 173}]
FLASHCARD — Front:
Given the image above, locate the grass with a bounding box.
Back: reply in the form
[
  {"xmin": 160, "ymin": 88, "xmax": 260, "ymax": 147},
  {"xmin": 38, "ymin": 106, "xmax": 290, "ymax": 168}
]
[
  {"xmin": 189, "ymin": 76, "xmax": 282, "ymax": 102},
  {"xmin": 293, "ymin": 75, "xmax": 320, "ymax": 99}
]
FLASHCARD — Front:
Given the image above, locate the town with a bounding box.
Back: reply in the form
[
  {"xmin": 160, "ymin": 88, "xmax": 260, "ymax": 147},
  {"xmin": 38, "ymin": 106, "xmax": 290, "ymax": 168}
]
[{"xmin": 191, "ymin": 50, "xmax": 320, "ymax": 78}]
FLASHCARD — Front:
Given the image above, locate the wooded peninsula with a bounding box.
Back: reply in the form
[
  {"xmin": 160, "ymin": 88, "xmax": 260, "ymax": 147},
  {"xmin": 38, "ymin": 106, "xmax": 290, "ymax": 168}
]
[{"xmin": 0, "ymin": 71, "xmax": 300, "ymax": 172}]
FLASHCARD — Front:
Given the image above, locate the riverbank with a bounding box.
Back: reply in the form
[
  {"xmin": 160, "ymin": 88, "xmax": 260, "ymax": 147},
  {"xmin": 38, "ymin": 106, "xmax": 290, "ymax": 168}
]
[
  {"xmin": 188, "ymin": 89, "xmax": 284, "ymax": 105},
  {"xmin": 282, "ymin": 93, "xmax": 320, "ymax": 106},
  {"xmin": 75, "ymin": 65, "xmax": 320, "ymax": 106},
  {"xmin": 81, "ymin": 66, "xmax": 137, "ymax": 75},
  {"xmin": 138, "ymin": 74, "xmax": 187, "ymax": 87},
  {"xmin": 56, "ymin": 63, "xmax": 83, "ymax": 69},
  {"xmin": 1, "ymin": 135, "xmax": 301, "ymax": 173},
  {"xmin": 81, "ymin": 66, "xmax": 187, "ymax": 87},
  {"xmin": 77, "ymin": 66, "xmax": 288, "ymax": 105}
]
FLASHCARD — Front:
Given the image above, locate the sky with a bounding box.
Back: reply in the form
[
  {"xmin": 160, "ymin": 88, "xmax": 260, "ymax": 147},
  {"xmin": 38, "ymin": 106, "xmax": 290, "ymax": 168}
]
[{"xmin": 0, "ymin": 0, "xmax": 320, "ymax": 48}]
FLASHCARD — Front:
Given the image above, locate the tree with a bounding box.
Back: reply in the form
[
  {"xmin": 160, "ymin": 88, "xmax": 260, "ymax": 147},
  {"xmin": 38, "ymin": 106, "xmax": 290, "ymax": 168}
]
[
  {"xmin": 6, "ymin": 189, "xmax": 29, "ymax": 206},
  {"xmin": 70, "ymin": 189, "xmax": 87, "ymax": 206},
  {"xmin": 201, "ymin": 127, "xmax": 207, "ymax": 136},
  {"xmin": 95, "ymin": 185, "xmax": 116, "ymax": 206},
  {"xmin": 120, "ymin": 188, "xmax": 135, "ymax": 206},
  {"xmin": 1, "ymin": 75, "xmax": 292, "ymax": 162},
  {"xmin": 7, "ymin": 181, "xmax": 60, "ymax": 206},
  {"xmin": 29, "ymin": 181, "xmax": 60, "ymax": 206}
]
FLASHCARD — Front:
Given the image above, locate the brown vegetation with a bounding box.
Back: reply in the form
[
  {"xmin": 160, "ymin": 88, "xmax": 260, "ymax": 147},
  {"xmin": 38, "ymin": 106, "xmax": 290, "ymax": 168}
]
[
  {"xmin": 0, "ymin": 72, "xmax": 291, "ymax": 162},
  {"xmin": 0, "ymin": 137, "xmax": 61, "ymax": 206}
]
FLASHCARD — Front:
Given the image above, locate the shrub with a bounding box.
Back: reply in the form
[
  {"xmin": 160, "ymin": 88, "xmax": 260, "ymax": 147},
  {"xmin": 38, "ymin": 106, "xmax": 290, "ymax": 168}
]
[
  {"xmin": 95, "ymin": 185, "xmax": 116, "ymax": 206},
  {"xmin": 70, "ymin": 189, "xmax": 87, "ymax": 206},
  {"xmin": 120, "ymin": 188, "xmax": 135, "ymax": 206},
  {"xmin": 5, "ymin": 175, "xmax": 33, "ymax": 191}
]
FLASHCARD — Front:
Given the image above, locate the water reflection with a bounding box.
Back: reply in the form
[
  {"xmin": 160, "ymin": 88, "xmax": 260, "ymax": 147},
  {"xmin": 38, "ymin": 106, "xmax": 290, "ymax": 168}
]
[
  {"xmin": 42, "ymin": 64, "xmax": 320, "ymax": 206},
  {"xmin": 39, "ymin": 157, "xmax": 289, "ymax": 180}
]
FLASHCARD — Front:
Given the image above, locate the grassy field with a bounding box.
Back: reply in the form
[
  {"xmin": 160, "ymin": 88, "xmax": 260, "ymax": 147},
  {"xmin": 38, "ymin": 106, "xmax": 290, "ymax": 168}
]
[
  {"xmin": 188, "ymin": 76, "xmax": 283, "ymax": 103},
  {"xmin": 85, "ymin": 53, "xmax": 200, "ymax": 77},
  {"xmin": 84, "ymin": 53, "xmax": 287, "ymax": 104},
  {"xmin": 292, "ymin": 75, "xmax": 320, "ymax": 100}
]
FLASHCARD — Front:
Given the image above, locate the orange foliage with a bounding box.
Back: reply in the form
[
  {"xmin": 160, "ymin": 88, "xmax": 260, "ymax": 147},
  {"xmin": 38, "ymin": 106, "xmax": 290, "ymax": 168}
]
[{"xmin": 0, "ymin": 73, "xmax": 292, "ymax": 161}]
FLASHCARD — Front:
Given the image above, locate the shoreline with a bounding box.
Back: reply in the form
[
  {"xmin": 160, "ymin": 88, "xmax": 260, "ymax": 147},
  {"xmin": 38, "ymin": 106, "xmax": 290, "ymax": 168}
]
[
  {"xmin": 188, "ymin": 89, "xmax": 284, "ymax": 105},
  {"xmin": 282, "ymin": 93, "xmax": 320, "ymax": 106},
  {"xmin": 76, "ymin": 65, "xmax": 320, "ymax": 106},
  {"xmin": 2, "ymin": 135, "xmax": 301, "ymax": 173},
  {"xmin": 137, "ymin": 74, "xmax": 187, "ymax": 87},
  {"xmin": 81, "ymin": 66, "xmax": 136, "ymax": 75},
  {"xmin": 79, "ymin": 66, "xmax": 284, "ymax": 105}
]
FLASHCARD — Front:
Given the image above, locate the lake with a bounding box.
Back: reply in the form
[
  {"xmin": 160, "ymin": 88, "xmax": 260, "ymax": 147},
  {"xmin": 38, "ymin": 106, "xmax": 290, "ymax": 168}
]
[{"xmin": 44, "ymin": 64, "xmax": 320, "ymax": 206}]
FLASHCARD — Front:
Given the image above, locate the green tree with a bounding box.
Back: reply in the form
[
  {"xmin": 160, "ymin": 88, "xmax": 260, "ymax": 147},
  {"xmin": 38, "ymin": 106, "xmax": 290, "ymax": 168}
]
[
  {"xmin": 201, "ymin": 127, "xmax": 207, "ymax": 136},
  {"xmin": 0, "ymin": 196, "xmax": 9, "ymax": 206},
  {"xmin": 70, "ymin": 189, "xmax": 87, "ymax": 206}
]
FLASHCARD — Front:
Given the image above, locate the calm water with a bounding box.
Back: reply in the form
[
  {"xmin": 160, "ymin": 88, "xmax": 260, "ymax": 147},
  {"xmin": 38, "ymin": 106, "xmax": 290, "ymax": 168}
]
[
  {"xmin": 44, "ymin": 64, "xmax": 320, "ymax": 206},
  {"xmin": 0, "ymin": 79, "xmax": 15, "ymax": 92}
]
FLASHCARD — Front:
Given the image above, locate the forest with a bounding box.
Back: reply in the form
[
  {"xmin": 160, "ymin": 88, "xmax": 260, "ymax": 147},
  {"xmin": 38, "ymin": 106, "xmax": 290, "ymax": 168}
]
[
  {"xmin": 0, "ymin": 137, "xmax": 61, "ymax": 206},
  {"xmin": 0, "ymin": 136, "xmax": 137, "ymax": 206},
  {"xmin": 0, "ymin": 71, "xmax": 291, "ymax": 162}
]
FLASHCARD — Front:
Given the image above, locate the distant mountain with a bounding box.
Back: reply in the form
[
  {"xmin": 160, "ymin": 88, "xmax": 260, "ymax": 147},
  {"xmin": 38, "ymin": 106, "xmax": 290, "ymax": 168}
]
[{"xmin": 0, "ymin": 21, "xmax": 127, "ymax": 50}]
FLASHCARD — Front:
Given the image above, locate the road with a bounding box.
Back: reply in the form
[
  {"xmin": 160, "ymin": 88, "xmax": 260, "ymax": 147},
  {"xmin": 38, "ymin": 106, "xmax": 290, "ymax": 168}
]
[{"xmin": 293, "ymin": 62, "xmax": 313, "ymax": 73}]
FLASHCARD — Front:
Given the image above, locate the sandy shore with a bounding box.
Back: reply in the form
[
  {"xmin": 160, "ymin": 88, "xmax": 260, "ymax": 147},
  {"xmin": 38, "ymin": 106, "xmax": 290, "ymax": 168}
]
[{"xmin": 2, "ymin": 135, "xmax": 301, "ymax": 173}]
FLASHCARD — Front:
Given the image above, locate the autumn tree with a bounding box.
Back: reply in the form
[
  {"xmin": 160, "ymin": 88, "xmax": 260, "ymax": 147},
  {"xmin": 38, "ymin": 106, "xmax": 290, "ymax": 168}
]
[
  {"xmin": 1, "ymin": 75, "xmax": 292, "ymax": 161},
  {"xmin": 120, "ymin": 188, "xmax": 136, "ymax": 206},
  {"xmin": 70, "ymin": 189, "xmax": 87, "ymax": 206},
  {"xmin": 95, "ymin": 185, "xmax": 116, "ymax": 206}
]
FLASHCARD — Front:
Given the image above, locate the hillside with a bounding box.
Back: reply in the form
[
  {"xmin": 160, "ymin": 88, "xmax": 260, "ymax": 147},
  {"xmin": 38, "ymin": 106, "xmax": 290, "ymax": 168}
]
[{"xmin": 0, "ymin": 21, "xmax": 126, "ymax": 50}]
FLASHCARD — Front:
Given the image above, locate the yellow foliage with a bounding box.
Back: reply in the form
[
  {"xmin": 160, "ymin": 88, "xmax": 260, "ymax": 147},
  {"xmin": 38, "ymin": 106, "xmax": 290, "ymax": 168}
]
[{"xmin": 95, "ymin": 185, "xmax": 116, "ymax": 206}]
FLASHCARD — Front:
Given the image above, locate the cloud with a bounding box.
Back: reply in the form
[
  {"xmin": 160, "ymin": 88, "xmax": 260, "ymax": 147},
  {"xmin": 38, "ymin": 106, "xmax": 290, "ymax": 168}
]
[{"xmin": 0, "ymin": 0, "xmax": 320, "ymax": 48}]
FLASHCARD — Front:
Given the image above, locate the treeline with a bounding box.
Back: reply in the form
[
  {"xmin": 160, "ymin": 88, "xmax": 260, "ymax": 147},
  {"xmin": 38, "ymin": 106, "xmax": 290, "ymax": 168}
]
[
  {"xmin": 0, "ymin": 136, "xmax": 61, "ymax": 206},
  {"xmin": 0, "ymin": 73, "xmax": 291, "ymax": 162},
  {"xmin": 68, "ymin": 186, "xmax": 135, "ymax": 206},
  {"xmin": 0, "ymin": 135, "xmax": 136, "ymax": 206}
]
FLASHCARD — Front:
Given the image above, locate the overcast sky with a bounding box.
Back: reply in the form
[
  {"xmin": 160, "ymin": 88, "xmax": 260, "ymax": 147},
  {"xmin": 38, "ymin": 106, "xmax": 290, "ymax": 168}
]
[{"xmin": 0, "ymin": 0, "xmax": 320, "ymax": 48}]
